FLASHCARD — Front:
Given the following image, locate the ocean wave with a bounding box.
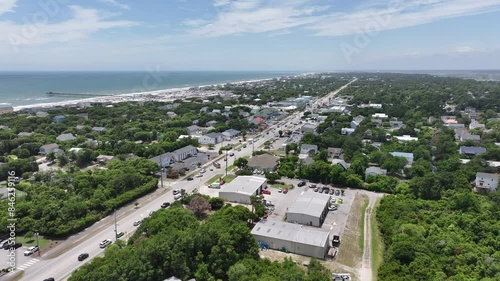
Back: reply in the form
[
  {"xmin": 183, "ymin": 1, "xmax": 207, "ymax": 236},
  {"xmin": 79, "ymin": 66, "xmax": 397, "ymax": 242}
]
[{"xmin": 0, "ymin": 103, "xmax": 11, "ymax": 106}]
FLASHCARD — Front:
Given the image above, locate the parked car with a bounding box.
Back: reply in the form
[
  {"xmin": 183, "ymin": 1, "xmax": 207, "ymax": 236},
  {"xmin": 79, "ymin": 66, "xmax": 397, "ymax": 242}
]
[
  {"xmin": 186, "ymin": 176, "xmax": 193, "ymax": 181},
  {"xmin": 229, "ymin": 152, "xmax": 235, "ymax": 156},
  {"xmin": 297, "ymin": 181, "xmax": 306, "ymax": 187},
  {"xmin": 23, "ymin": 245, "xmax": 39, "ymax": 256},
  {"xmin": 3, "ymin": 242, "xmax": 22, "ymax": 250},
  {"xmin": 328, "ymin": 205, "xmax": 338, "ymax": 211},
  {"xmin": 196, "ymin": 174, "xmax": 203, "ymax": 178},
  {"xmin": 161, "ymin": 202, "xmax": 170, "ymax": 208},
  {"xmin": 309, "ymin": 184, "xmax": 316, "ymax": 188},
  {"xmin": 278, "ymin": 188, "xmax": 283, "ymax": 193},
  {"xmin": 133, "ymin": 220, "xmax": 142, "ymax": 226},
  {"xmin": 78, "ymin": 253, "xmax": 89, "ymax": 261},
  {"xmin": 329, "ymin": 189, "xmax": 334, "ymax": 195},
  {"xmin": 116, "ymin": 232, "xmax": 125, "ymax": 238},
  {"xmin": 43, "ymin": 278, "xmax": 55, "ymax": 281},
  {"xmin": 262, "ymin": 189, "xmax": 271, "ymax": 195},
  {"xmin": 99, "ymin": 239, "xmax": 112, "ymax": 248},
  {"xmin": 174, "ymin": 193, "xmax": 183, "ymax": 200},
  {"xmin": 200, "ymin": 168, "xmax": 205, "ymax": 173},
  {"xmin": 335, "ymin": 189, "xmax": 340, "ymax": 196},
  {"xmin": 173, "ymin": 189, "xmax": 181, "ymax": 195},
  {"xmin": 283, "ymin": 188, "xmax": 288, "ymax": 194},
  {"xmin": 314, "ymin": 187, "xmax": 319, "ymax": 192}
]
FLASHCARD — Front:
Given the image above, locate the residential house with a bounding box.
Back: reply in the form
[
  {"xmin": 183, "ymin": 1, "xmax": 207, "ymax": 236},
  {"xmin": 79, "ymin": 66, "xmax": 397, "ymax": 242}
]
[
  {"xmin": 239, "ymin": 110, "xmax": 250, "ymax": 117},
  {"xmin": 300, "ymin": 144, "xmax": 318, "ymax": 156},
  {"xmin": 36, "ymin": 111, "xmax": 49, "ymax": 117},
  {"xmin": 341, "ymin": 128, "xmax": 355, "ymax": 136},
  {"xmin": 97, "ymin": 155, "xmax": 115, "ymax": 164},
  {"xmin": 187, "ymin": 125, "xmax": 202, "ymax": 135},
  {"xmin": 371, "ymin": 118, "xmax": 383, "ymax": 128},
  {"xmin": 441, "ymin": 116, "xmax": 457, "ymax": 124},
  {"xmin": 459, "ymin": 146, "xmax": 486, "ymax": 156},
  {"xmin": 469, "ymin": 120, "xmax": 485, "ymax": 130},
  {"xmin": 364, "ymin": 129, "xmax": 373, "ymax": 139},
  {"xmin": 247, "ymin": 154, "xmax": 280, "ymax": 173},
  {"xmin": 92, "ymin": 127, "xmax": 106, "ymax": 132},
  {"xmin": 172, "ymin": 145, "xmax": 197, "ymax": 161},
  {"xmin": 365, "ymin": 167, "xmax": 387, "ymax": 179},
  {"xmin": 445, "ymin": 123, "xmax": 465, "ymax": 130},
  {"xmin": 460, "ymin": 133, "xmax": 481, "ymax": 143},
  {"xmin": 206, "ymin": 120, "xmax": 217, "ymax": 127},
  {"xmin": 149, "ymin": 153, "xmax": 176, "ymax": 167},
  {"xmin": 301, "ymin": 123, "xmax": 318, "ymax": 134},
  {"xmin": 389, "ymin": 120, "xmax": 404, "ymax": 129},
  {"xmin": 389, "ymin": 152, "xmax": 414, "ymax": 166},
  {"xmin": 350, "ymin": 115, "xmax": 365, "ymax": 129},
  {"xmin": 332, "ymin": 159, "xmax": 350, "ymax": 171},
  {"xmin": 56, "ymin": 133, "xmax": 76, "ymax": 142},
  {"xmin": 372, "ymin": 113, "xmax": 388, "ymax": 119},
  {"xmin": 224, "ymin": 106, "xmax": 232, "ymax": 111},
  {"xmin": 166, "ymin": 111, "xmax": 177, "ymax": 117},
  {"xmin": 0, "ymin": 125, "xmax": 10, "ymax": 130},
  {"xmin": 198, "ymin": 133, "xmax": 224, "ymax": 145},
  {"xmin": 475, "ymin": 172, "xmax": 498, "ymax": 192},
  {"xmin": 395, "ymin": 135, "xmax": 418, "ymax": 142},
  {"xmin": 211, "ymin": 109, "xmax": 221, "ymax": 115},
  {"xmin": 17, "ymin": 132, "xmax": 33, "ymax": 137},
  {"xmin": 53, "ymin": 115, "xmax": 66, "ymax": 123},
  {"xmin": 327, "ymin": 147, "xmax": 343, "ymax": 159},
  {"xmin": 39, "ymin": 143, "xmax": 60, "ymax": 155},
  {"xmin": 77, "ymin": 113, "xmax": 89, "ymax": 120},
  {"xmin": 222, "ymin": 129, "xmax": 241, "ymax": 140}
]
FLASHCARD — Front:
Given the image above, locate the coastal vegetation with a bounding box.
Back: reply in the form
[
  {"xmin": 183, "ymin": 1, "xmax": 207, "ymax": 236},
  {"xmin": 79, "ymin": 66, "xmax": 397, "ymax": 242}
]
[{"xmin": 69, "ymin": 201, "xmax": 332, "ymax": 281}]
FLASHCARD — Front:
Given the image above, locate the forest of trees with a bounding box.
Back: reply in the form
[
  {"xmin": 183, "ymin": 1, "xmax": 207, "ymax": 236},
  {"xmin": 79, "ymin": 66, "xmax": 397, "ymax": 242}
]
[
  {"xmin": 0, "ymin": 158, "xmax": 159, "ymax": 237},
  {"xmin": 69, "ymin": 201, "xmax": 332, "ymax": 281}
]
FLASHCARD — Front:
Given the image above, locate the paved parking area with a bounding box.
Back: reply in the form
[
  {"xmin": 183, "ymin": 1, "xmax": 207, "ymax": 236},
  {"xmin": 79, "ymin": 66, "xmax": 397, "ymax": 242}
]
[
  {"xmin": 170, "ymin": 151, "xmax": 218, "ymax": 171},
  {"xmin": 320, "ymin": 187, "xmax": 356, "ymax": 239},
  {"xmin": 265, "ymin": 182, "xmax": 308, "ymax": 221}
]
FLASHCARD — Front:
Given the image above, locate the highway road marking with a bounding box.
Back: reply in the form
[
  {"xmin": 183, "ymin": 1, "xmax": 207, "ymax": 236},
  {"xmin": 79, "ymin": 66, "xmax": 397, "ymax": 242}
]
[{"xmin": 16, "ymin": 258, "xmax": 40, "ymax": 270}]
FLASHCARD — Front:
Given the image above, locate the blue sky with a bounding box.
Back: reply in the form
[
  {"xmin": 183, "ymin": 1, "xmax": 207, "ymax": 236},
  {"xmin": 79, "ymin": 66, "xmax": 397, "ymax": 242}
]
[{"xmin": 1, "ymin": 0, "xmax": 500, "ymax": 71}]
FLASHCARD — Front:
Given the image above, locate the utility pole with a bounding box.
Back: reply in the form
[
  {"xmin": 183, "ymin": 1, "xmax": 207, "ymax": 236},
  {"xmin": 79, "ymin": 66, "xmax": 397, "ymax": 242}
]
[
  {"xmin": 225, "ymin": 150, "xmax": 228, "ymax": 177},
  {"xmin": 159, "ymin": 154, "xmax": 163, "ymax": 188},
  {"xmin": 114, "ymin": 209, "xmax": 117, "ymax": 240}
]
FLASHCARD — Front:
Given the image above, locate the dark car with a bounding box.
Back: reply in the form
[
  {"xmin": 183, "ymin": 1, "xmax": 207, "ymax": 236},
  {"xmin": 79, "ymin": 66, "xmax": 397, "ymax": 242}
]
[
  {"xmin": 161, "ymin": 202, "xmax": 170, "ymax": 208},
  {"xmin": 335, "ymin": 189, "xmax": 340, "ymax": 196},
  {"xmin": 78, "ymin": 253, "xmax": 89, "ymax": 261},
  {"xmin": 297, "ymin": 181, "xmax": 306, "ymax": 187},
  {"xmin": 43, "ymin": 278, "xmax": 55, "ymax": 281},
  {"xmin": 116, "ymin": 232, "xmax": 125, "ymax": 238},
  {"xmin": 186, "ymin": 176, "xmax": 193, "ymax": 181},
  {"xmin": 3, "ymin": 242, "xmax": 22, "ymax": 250},
  {"xmin": 310, "ymin": 184, "xmax": 317, "ymax": 188}
]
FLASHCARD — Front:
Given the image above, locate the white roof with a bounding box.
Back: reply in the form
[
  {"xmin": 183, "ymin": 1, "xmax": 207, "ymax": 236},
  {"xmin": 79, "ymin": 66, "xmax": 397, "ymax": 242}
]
[
  {"xmin": 251, "ymin": 219, "xmax": 330, "ymax": 247},
  {"xmin": 287, "ymin": 192, "xmax": 330, "ymax": 218},
  {"xmin": 395, "ymin": 135, "xmax": 418, "ymax": 142},
  {"xmin": 219, "ymin": 176, "xmax": 266, "ymax": 196}
]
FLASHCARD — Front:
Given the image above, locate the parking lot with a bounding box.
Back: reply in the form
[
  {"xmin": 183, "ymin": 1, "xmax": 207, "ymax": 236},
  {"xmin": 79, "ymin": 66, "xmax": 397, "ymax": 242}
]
[
  {"xmin": 170, "ymin": 151, "xmax": 218, "ymax": 171},
  {"xmin": 262, "ymin": 178, "xmax": 356, "ymax": 242}
]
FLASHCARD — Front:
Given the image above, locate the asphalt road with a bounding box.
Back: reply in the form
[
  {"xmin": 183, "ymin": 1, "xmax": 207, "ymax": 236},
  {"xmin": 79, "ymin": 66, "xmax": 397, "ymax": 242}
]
[{"xmin": 11, "ymin": 115, "xmax": 302, "ymax": 281}]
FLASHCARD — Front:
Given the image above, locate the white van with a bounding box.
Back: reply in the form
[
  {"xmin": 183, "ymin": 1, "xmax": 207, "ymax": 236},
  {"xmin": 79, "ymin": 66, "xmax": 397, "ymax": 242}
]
[{"xmin": 209, "ymin": 182, "xmax": 220, "ymax": 189}]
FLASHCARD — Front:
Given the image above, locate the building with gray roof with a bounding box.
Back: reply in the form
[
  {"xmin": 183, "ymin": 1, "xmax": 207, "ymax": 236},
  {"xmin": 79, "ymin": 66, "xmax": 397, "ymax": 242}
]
[
  {"xmin": 247, "ymin": 154, "xmax": 279, "ymax": 173},
  {"xmin": 56, "ymin": 133, "xmax": 76, "ymax": 142},
  {"xmin": 459, "ymin": 146, "xmax": 486, "ymax": 156},
  {"xmin": 286, "ymin": 192, "xmax": 331, "ymax": 227},
  {"xmin": 390, "ymin": 152, "xmax": 414, "ymax": 166},
  {"xmin": 251, "ymin": 219, "xmax": 330, "ymax": 259},
  {"xmin": 218, "ymin": 176, "xmax": 267, "ymax": 204}
]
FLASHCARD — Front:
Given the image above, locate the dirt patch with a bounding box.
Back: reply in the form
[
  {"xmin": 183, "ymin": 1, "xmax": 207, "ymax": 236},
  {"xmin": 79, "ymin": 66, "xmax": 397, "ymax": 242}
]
[{"xmin": 335, "ymin": 193, "xmax": 368, "ymax": 268}]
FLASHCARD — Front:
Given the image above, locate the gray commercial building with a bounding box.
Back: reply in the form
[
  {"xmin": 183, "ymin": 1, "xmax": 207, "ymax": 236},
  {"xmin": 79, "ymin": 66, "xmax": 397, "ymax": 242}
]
[
  {"xmin": 218, "ymin": 176, "xmax": 267, "ymax": 204},
  {"xmin": 251, "ymin": 219, "xmax": 330, "ymax": 259},
  {"xmin": 286, "ymin": 192, "xmax": 330, "ymax": 227}
]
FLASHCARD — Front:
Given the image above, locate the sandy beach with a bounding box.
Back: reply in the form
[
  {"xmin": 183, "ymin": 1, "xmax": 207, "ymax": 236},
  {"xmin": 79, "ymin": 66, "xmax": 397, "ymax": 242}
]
[{"xmin": 11, "ymin": 76, "xmax": 282, "ymax": 112}]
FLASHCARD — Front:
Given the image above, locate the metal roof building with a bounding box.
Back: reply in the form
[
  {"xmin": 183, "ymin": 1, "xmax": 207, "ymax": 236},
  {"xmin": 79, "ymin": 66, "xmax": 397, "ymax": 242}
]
[
  {"xmin": 251, "ymin": 219, "xmax": 331, "ymax": 259},
  {"xmin": 286, "ymin": 192, "xmax": 331, "ymax": 227},
  {"xmin": 218, "ymin": 176, "xmax": 267, "ymax": 204}
]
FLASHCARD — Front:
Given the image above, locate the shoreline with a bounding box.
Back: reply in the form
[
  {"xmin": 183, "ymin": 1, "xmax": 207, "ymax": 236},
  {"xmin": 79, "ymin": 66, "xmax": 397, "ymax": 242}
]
[{"xmin": 11, "ymin": 75, "xmax": 302, "ymax": 112}]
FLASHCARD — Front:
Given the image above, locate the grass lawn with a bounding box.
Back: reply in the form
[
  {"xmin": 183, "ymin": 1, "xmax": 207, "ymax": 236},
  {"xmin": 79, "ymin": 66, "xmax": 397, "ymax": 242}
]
[
  {"xmin": 16, "ymin": 236, "xmax": 51, "ymax": 251},
  {"xmin": 359, "ymin": 198, "xmax": 369, "ymax": 251},
  {"xmin": 207, "ymin": 174, "xmax": 223, "ymax": 184},
  {"xmin": 371, "ymin": 197, "xmax": 384, "ymax": 281},
  {"xmin": 242, "ymin": 156, "xmax": 250, "ymax": 159},
  {"xmin": 226, "ymin": 165, "xmax": 236, "ymax": 172},
  {"xmin": 336, "ymin": 194, "xmax": 368, "ymax": 268},
  {"xmin": 223, "ymin": 174, "xmax": 236, "ymax": 183}
]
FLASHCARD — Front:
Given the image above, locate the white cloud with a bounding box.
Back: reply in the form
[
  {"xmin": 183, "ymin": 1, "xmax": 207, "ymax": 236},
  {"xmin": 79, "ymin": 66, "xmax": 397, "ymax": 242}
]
[
  {"xmin": 0, "ymin": 6, "xmax": 137, "ymax": 51},
  {"xmin": 189, "ymin": 0, "xmax": 329, "ymax": 37},
  {"xmin": 183, "ymin": 19, "xmax": 210, "ymax": 27},
  {"xmin": 455, "ymin": 46, "xmax": 477, "ymax": 53},
  {"xmin": 0, "ymin": 0, "xmax": 17, "ymax": 15},
  {"xmin": 98, "ymin": 0, "xmax": 130, "ymax": 10},
  {"xmin": 309, "ymin": 0, "xmax": 500, "ymax": 36},
  {"xmin": 213, "ymin": 0, "xmax": 231, "ymax": 7}
]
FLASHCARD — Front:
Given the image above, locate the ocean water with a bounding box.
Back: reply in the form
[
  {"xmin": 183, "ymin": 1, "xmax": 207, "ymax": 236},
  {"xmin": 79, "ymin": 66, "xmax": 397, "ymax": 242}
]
[{"xmin": 0, "ymin": 71, "xmax": 299, "ymax": 107}]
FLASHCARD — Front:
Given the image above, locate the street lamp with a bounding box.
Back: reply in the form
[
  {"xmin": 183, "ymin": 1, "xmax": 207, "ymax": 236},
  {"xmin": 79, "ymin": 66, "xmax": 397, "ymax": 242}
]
[{"xmin": 225, "ymin": 149, "xmax": 228, "ymax": 177}]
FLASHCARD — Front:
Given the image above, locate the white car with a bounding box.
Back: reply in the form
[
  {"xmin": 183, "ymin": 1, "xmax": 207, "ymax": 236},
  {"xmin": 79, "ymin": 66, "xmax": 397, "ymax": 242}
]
[
  {"xmin": 200, "ymin": 169, "xmax": 205, "ymax": 173},
  {"xmin": 196, "ymin": 174, "xmax": 203, "ymax": 178},
  {"xmin": 133, "ymin": 220, "xmax": 142, "ymax": 226},
  {"xmin": 174, "ymin": 193, "xmax": 183, "ymax": 200},
  {"xmin": 99, "ymin": 239, "xmax": 112, "ymax": 248},
  {"xmin": 24, "ymin": 246, "xmax": 39, "ymax": 256}
]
